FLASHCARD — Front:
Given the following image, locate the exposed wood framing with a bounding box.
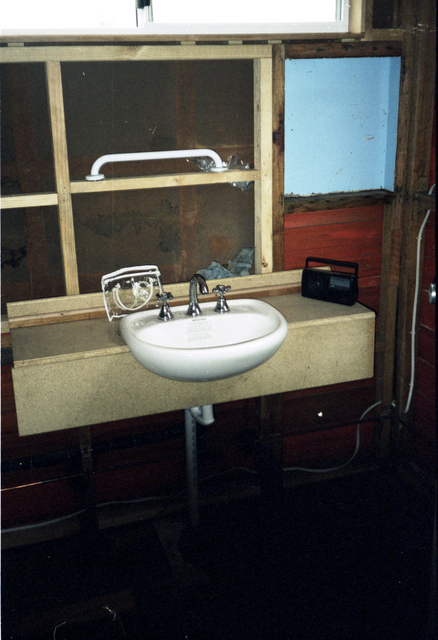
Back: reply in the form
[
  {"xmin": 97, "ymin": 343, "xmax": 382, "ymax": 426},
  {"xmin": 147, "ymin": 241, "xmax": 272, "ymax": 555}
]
[
  {"xmin": 256, "ymin": 394, "xmax": 284, "ymax": 496},
  {"xmin": 0, "ymin": 45, "xmax": 272, "ymax": 64},
  {"xmin": 46, "ymin": 61, "xmax": 79, "ymax": 295},
  {"xmin": 272, "ymin": 44, "xmax": 285, "ymax": 272},
  {"xmin": 374, "ymin": 0, "xmax": 435, "ymax": 462},
  {"xmin": 394, "ymin": 0, "xmax": 436, "ymax": 415},
  {"xmin": 350, "ymin": 0, "xmax": 366, "ymax": 34},
  {"xmin": 1, "ymin": 44, "xmax": 273, "ymax": 291},
  {"xmin": 284, "ymin": 41, "xmax": 401, "ymax": 58},
  {"xmin": 70, "ymin": 170, "xmax": 260, "ymax": 193},
  {"xmin": 1, "ymin": 193, "xmax": 58, "ymax": 209},
  {"xmin": 6, "ymin": 269, "xmax": 306, "ymax": 329},
  {"xmin": 253, "ymin": 57, "xmax": 273, "ymax": 273},
  {"xmin": 0, "ymin": 171, "xmax": 260, "ymax": 209},
  {"xmin": 284, "ymin": 190, "xmax": 393, "ymax": 214}
]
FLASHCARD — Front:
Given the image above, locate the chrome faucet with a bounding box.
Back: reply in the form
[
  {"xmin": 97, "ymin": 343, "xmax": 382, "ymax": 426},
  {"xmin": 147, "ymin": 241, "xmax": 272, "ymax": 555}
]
[{"xmin": 186, "ymin": 274, "xmax": 209, "ymax": 316}]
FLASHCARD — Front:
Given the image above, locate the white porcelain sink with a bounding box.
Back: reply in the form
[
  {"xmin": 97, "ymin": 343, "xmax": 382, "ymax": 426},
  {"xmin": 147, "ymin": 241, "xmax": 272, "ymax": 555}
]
[{"xmin": 120, "ymin": 298, "xmax": 288, "ymax": 382}]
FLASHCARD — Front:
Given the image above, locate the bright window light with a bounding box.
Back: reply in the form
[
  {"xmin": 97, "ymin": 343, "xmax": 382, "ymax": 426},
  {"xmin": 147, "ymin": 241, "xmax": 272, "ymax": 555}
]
[
  {"xmin": 1, "ymin": 0, "xmax": 136, "ymax": 30},
  {"xmin": 152, "ymin": 1, "xmax": 337, "ymax": 24},
  {"xmin": 1, "ymin": 0, "xmax": 349, "ymax": 34}
]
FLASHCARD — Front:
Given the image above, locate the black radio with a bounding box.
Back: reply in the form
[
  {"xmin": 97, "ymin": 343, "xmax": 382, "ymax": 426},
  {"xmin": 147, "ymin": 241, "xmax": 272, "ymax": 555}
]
[{"xmin": 301, "ymin": 257, "xmax": 358, "ymax": 306}]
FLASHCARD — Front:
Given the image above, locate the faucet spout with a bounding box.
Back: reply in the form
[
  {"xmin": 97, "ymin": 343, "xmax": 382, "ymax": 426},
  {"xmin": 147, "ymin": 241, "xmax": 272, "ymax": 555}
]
[{"xmin": 186, "ymin": 274, "xmax": 209, "ymax": 316}]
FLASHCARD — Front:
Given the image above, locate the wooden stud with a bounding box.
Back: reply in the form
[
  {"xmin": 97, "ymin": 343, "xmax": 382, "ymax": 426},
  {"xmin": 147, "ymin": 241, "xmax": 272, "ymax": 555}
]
[
  {"xmin": 394, "ymin": 0, "xmax": 436, "ymax": 417},
  {"xmin": 256, "ymin": 394, "xmax": 284, "ymax": 497},
  {"xmin": 272, "ymin": 44, "xmax": 285, "ymax": 272},
  {"xmin": 78, "ymin": 426, "xmax": 99, "ymax": 539},
  {"xmin": 349, "ymin": 0, "xmax": 365, "ymax": 35},
  {"xmin": 254, "ymin": 57, "xmax": 273, "ymax": 273},
  {"xmin": 45, "ymin": 61, "xmax": 80, "ymax": 296},
  {"xmin": 364, "ymin": 0, "xmax": 374, "ymax": 37}
]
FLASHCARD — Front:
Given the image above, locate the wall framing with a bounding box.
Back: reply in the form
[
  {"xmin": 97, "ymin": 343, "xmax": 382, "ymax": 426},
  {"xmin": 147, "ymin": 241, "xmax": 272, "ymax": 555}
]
[{"xmin": 0, "ymin": 44, "xmax": 274, "ymax": 299}]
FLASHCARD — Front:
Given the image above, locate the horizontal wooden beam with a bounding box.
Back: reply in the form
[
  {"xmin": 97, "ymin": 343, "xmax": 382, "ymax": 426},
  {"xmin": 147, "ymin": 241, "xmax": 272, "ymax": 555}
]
[
  {"xmin": 0, "ymin": 171, "xmax": 260, "ymax": 210},
  {"xmin": 71, "ymin": 170, "xmax": 260, "ymax": 194},
  {"xmin": 6, "ymin": 269, "xmax": 306, "ymax": 328},
  {"xmin": 0, "ymin": 34, "xmax": 361, "ymax": 46},
  {"xmin": 0, "ymin": 44, "xmax": 272, "ymax": 64},
  {"xmin": 285, "ymin": 40, "xmax": 402, "ymax": 58},
  {"xmin": 284, "ymin": 190, "xmax": 394, "ymax": 213},
  {"xmin": 7, "ymin": 283, "xmax": 305, "ymax": 330},
  {"xmin": 0, "ymin": 193, "xmax": 58, "ymax": 209}
]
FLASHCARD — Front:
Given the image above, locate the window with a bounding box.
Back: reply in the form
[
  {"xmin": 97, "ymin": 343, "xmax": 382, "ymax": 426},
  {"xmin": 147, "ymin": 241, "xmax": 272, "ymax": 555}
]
[
  {"xmin": 2, "ymin": 0, "xmax": 351, "ymax": 34},
  {"xmin": 147, "ymin": 1, "xmax": 348, "ymax": 33}
]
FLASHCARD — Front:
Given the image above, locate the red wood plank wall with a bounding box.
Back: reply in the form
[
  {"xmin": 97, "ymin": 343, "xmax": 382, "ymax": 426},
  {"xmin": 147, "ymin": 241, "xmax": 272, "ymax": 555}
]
[
  {"xmin": 410, "ymin": 108, "xmax": 436, "ymax": 477},
  {"xmin": 282, "ymin": 204, "xmax": 383, "ymax": 469},
  {"xmin": 411, "ymin": 205, "xmax": 436, "ymax": 473},
  {"xmin": 284, "ymin": 205, "xmax": 384, "ymax": 314}
]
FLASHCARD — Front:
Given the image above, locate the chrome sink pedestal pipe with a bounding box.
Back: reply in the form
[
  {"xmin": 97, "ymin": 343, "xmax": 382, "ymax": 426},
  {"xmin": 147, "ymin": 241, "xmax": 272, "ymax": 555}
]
[{"xmin": 185, "ymin": 405, "xmax": 215, "ymax": 527}]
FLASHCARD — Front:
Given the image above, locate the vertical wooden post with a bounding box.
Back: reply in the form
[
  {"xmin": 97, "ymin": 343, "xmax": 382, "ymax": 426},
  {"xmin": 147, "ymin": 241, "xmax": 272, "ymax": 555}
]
[
  {"xmin": 46, "ymin": 61, "xmax": 80, "ymax": 296},
  {"xmin": 375, "ymin": 202, "xmax": 398, "ymax": 456},
  {"xmin": 376, "ymin": 0, "xmax": 435, "ymax": 459},
  {"xmin": 254, "ymin": 56, "xmax": 273, "ymax": 274},
  {"xmin": 78, "ymin": 426, "xmax": 99, "ymax": 540},
  {"xmin": 272, "ymin": 45, "xmax": 285, "ymax": 273},
  {"xmin": 394, "ymin": 0, "xmax": 436, "ymax": 418},
  {"xmin": 256, "ymin": 394, "xmax": 284, "ymax": 498}
]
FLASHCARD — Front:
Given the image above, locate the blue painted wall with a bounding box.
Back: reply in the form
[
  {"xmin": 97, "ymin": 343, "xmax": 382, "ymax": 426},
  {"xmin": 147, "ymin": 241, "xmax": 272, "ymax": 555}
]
[{"xmin": 284, "ymin": 57, "xmax": 401, "ymax": 195}]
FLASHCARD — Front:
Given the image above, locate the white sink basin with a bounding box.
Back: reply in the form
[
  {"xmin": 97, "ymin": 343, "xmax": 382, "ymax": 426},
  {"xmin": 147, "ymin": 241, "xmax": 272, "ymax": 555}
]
[{"xmin": 120, "ymin": 298, "xmax": 288, "ymax": 382}]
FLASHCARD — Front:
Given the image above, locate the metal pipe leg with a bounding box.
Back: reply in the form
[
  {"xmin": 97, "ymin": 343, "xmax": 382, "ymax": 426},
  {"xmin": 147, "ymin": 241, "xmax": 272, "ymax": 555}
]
[{"xmin": 184, "ymin": 408, "xmax": 199, "ymax": 527}]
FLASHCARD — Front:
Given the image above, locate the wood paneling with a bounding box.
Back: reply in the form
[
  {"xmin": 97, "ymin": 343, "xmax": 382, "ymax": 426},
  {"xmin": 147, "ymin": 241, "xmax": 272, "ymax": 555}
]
[{"xmin": 284, "ymin": 205, "xmax": 383, "ymax": 312}]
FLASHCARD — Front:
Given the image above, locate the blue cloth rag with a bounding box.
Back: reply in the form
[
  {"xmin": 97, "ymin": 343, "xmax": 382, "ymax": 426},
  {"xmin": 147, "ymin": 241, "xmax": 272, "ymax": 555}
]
[{"xmin": 197, "ymin": 247, "xmax": 255, "ymax": 280}]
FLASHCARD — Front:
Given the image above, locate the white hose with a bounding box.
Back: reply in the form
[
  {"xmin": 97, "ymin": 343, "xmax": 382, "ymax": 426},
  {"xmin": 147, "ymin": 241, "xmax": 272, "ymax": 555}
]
[{"xmin": 404, "ymin": 183, "xmax": 436, "ymax": 413}]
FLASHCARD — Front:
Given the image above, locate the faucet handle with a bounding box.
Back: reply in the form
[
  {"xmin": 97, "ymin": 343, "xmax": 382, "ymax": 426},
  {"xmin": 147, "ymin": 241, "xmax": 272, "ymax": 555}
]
[
  {"xmin": 213, "ymin": 284, "xmax": 231, "ymax": 313},
  {"xmin": 157, "ymin": 291, "xmax": 174, "ymax": 321},
  {"xmin": 213, "ymin": 284, "xmax": 231, "ymax": 296},
  {"xmin": 157, "ymin": 291, "xmax": 173, "ymax": 302}
]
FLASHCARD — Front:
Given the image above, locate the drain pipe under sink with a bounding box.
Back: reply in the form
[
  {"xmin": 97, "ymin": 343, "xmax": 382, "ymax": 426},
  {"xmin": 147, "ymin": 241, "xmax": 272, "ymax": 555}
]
[{"xmin": 184, "ymin": 405, "xmax": 215, "ymax": 527}]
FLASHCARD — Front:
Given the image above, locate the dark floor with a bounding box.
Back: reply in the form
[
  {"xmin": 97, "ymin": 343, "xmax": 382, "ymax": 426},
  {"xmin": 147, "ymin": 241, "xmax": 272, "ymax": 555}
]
[{"xmin": 2, "ymin": 471, "xmax": 435, "ymax": 640}]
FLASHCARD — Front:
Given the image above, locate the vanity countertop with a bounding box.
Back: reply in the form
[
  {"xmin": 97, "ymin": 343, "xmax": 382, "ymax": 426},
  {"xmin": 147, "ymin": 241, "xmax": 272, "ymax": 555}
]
[
  {"xmin": 9, "ymin": 293, "xmax": 376, "ymax": 435},
  {"xmin": 10, "ymin": 293, "xmax": 374, "ymax": 366}
]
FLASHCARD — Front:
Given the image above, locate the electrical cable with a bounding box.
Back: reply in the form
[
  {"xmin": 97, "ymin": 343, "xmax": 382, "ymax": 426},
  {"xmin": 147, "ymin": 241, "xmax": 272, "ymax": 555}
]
[
  {"xmin": 404, "ymin": 183, "xmax": 436, "ymax": 414},
  {"xmin": 283, "ymin": 401, "xmax": 382, "ymax": 474},
  {"xmin": 1, "ymin": 494, "xmax": 169, "ymax": 535},
  {"xmin": 1, "ymin": 466, "xmax": 260, "ymax": 535}
]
